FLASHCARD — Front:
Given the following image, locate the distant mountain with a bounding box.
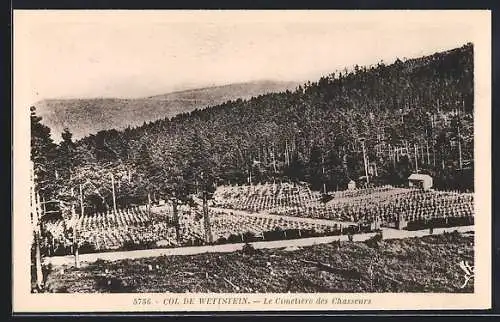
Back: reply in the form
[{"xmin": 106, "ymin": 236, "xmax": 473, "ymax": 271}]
[{"xmin": 34, "ymin": 80, "xmax": 301, "ymax": 141}]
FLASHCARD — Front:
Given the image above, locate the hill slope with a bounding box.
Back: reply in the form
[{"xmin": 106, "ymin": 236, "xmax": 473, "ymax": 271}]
[
  {"xmin": 35, "ymin": 80, "xmax": 300, "ymax": 141},
  {"xmin": 31, "ymin": 43, "xmax": 474, "ymax": 207}
]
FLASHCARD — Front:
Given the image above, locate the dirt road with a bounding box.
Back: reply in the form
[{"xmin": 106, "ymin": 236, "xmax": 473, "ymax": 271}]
[{"xmin": 44, "ymin": 225, "xmax": 474, "ymax": 267}]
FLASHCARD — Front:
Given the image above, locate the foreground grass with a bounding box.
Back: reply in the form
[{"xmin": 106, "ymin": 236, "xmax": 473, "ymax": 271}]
[{"xmin": 44, "ymin": 232, "xmax": 474, "ymax": 293}]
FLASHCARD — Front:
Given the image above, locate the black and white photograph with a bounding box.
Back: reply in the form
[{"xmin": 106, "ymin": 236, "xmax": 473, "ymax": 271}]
[{"xmin": 13, "ymin": 10, "xmax": 491, "ymax": 312}]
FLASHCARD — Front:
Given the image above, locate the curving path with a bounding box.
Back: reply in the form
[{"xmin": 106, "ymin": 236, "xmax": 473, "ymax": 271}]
[{"xmin": 43, "ymin": 225, "xmax": 474, "ymax": 268}]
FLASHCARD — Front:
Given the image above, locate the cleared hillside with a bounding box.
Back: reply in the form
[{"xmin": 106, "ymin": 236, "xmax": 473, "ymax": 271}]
[{"xmin": 35, "ymin": 80, "xmax": 300, "ymax": 141}]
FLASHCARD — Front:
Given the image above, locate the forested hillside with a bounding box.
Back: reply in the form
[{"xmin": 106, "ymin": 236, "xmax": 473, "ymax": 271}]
[{"xmin": 31, "ymin": 43, "xmax": 474, "ymax": 215}]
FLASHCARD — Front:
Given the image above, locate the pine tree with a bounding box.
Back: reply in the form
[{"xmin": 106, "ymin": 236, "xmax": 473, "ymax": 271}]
[
  {"xmin": 56, "ymin": 128, "xmax": 78, "ymax": 179},
  {"xmin": 30, "ymin": 106, "xmax": 58, "ymax": 199}
]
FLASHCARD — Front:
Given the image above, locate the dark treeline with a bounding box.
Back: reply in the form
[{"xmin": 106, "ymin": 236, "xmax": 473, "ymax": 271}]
[{"xmin": 31, "ymin": 43, "xmax": 474, "ymax": 216}]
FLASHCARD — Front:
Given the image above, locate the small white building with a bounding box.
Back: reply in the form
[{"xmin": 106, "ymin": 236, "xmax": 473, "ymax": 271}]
[
  {"xmin": 347, "ymin": 180, "xmax": 356, "ymax": 190},
  {"xmin": 408, "ymin": 173, "xmax": 433, "ymax": 190}
]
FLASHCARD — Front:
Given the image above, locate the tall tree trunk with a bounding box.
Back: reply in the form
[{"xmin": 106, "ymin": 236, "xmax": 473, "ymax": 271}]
[{"xmin": 203, "ymin": 191, "xmax": 213, "ymax": 244}]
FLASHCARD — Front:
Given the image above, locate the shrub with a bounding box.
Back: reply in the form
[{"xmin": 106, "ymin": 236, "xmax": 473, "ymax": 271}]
[
  {"xmin": 95, "ymin": 275, "xmax": 132, "ymax": 293},
  {"xmin": 365, "ymin": 232, "xmax": 383, "ymax": 249},
  {"xmin": 241, "ymin": 243, "xmax": 260, "ymax": 256}
]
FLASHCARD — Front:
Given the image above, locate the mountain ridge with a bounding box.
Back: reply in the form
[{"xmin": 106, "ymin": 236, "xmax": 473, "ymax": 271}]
[{"xmin": 35, "ymin": 80, "xmax": 301, "ymax": 141}]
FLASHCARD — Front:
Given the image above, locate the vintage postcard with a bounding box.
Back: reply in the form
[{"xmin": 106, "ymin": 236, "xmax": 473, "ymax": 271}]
[{"xmin": 12, "ymin": 10, "xmax": 491, "ymax": 312}]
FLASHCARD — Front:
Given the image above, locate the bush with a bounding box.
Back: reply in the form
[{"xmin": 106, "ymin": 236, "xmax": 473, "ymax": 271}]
[
  {"xmin": 243, "ymin": 231, "xmax": 256, "ymax": 242},
  {"xmin": 365, "ymin": 232, "xmax": 383, "ymax": 249},
  {"xmin": 216, "ymin": 237, "xmax": 227, "ymax": 245},
  {"xmin": 95, "ymin": 275, "xmax": 133, "ymax": 293},
  {"xmin": 79, "ymin": 241, "xmax": 96, "ymax": 254},
  {"xmin": 122, "ymin": 241, "xmax": 140, "ymax": 251},
  {"xmin": 443, "ymin": 230, "xmax": 462, "ymax": 242},
  {"xmin": 241, "ymin": 243, "xmax": 261, "ymax": 256}
]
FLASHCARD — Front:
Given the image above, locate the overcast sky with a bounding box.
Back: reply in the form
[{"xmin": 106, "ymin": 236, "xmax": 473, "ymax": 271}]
[{"xmin": 14, "ymin": 10, "xmax": 483, "ymax": 106}]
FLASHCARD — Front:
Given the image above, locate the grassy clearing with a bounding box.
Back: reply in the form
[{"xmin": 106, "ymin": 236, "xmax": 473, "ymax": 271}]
[{"xmin": 43, "ymin": 231, "xmax": 474, "ymax": 293}]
